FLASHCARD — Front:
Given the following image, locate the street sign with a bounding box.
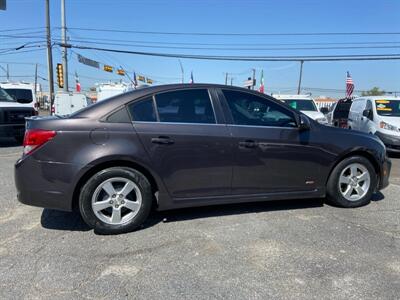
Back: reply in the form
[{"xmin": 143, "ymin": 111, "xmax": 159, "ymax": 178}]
[
  {"xmin": 243, "ymin": 79, "xmax": 256, "ymax": 88},
  {"xmin": 103, "ymin": 65, "xmax": 113, "ymax": 73},
  {"xmin": 77, "ymin": 54, "xmax": 99, "ymax": 69}
]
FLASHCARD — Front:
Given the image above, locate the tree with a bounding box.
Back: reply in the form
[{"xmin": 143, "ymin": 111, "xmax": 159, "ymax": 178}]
[{"xmin": 361, "ymin": 87, "xmax": 385, "ymax": 96}]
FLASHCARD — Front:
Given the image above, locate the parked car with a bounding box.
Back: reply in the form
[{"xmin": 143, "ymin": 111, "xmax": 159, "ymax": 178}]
[
  {"xmin": 273, "ymin": 94, "xmax": 328, "ymax": 124},
  {"xmin": 53, "ymin": 92, "xmax": 91, "ymax": 116},
  {"xmin": 0, "ymin": 82, "xmax": 39, "ymax": 114},
  {"xmin": 0, "ymin": 87, "xmax": 36, "ymax": 143},
  {"xmin": 15, "ymin": 84, "xmax": 391, "ymax": 234},
  {"xmin": 348, "ymin": 96, "xmax": 400, "ymax": 152},
  {"xmin": 327, "ymin": 98, "xmax": 353, "ymax": 128}
]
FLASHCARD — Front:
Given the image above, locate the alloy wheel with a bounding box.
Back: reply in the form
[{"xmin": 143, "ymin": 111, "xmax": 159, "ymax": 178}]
[{"xmin": 338, "ymin": 163, "xmax": 371, "ymax": 202}]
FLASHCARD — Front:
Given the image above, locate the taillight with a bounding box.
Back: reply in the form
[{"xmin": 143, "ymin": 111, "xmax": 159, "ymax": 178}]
[{"xmin": 23, "ymin": 129, "xmax": 56, "ymax": 155}]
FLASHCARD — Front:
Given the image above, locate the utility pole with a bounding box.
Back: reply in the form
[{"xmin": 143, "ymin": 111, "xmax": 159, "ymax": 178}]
[
  {"xmin": 297, "ymin": 60, "xmax": 304, "ymax": 95},
  {"xmin": 178, "ymin": 60, "xmax": 184, "ymax": 83},
  {"xmin": 225, "ymin": 73, "xmax": 228, "ymax": 85},
  {"xmin": 6, "ymin": 64, "xmax": 9, "ymax": 80},
  {"xmin": 251, "ymin": 68, "xmax": 256, "ymax": 90},
  {"xmin": 61, "ymin": 0, "xmax": 68, "ymax": 91},
  {"xmin": 45, "ymin": 0, "xmax": 55, "ymax": 112},
  {"xmin": 230, "ymin": 77, "xmax": 234, "ymax": 86},
  {"xmin": 34, "ymin": 63, "xmax": 38, "ymax": 99}
]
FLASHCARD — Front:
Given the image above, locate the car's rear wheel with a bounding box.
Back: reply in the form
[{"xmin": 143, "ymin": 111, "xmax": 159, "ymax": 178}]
[
  {"xmin": 79, "ymin": 167, "xmax": 152, "ymax": 234},
  {"xmin": 326, "ymin": 156, "xmax": 377, "ymax": 208}
]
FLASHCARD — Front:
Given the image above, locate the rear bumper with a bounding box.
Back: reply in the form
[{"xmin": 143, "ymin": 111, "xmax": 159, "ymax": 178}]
[
  {"xmin": 0, "ymin": 124, "xmax": 25, "ymax": 138},
  {"xmin": 375, "ymin": 131, "xmax": 400, "ymax": 153},
  {"xmin": 15, "ymin": 156, "xmax": 85, "ymax": 211}
]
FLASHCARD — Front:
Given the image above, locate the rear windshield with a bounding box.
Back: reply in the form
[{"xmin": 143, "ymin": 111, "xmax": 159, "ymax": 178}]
[
  {"xmin": 282, "ymin": 99, "xmax": 317, "ymax": 111},
  {"xmin": 4, "ymin": 88, "xmax": 33, "ymax": 103},
  {"xmin": 375, "ymin": 100, "xmax": 400, "ymax": 117},
  {"xmin": 333, "ymin": 100, "xmax": 352, "ymax": 119},
  {"xmin": 0, "ymin": 88, "xmax": 15, "ymax": 102}
]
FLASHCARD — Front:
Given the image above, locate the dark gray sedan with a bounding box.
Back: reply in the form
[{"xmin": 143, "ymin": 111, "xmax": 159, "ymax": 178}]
[{"xmin": 15, "ymin": 84, "xmax": 391, "ymax": 234}]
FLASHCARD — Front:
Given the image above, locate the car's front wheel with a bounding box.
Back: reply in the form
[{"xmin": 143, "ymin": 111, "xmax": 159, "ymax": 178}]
[
  {"xmin": 326, "ymin": 156, "xmax": 377, "ymax": 208},
  {"xmin": 79, "ymin": 167, "xmax": 153, "ymax": 234}
]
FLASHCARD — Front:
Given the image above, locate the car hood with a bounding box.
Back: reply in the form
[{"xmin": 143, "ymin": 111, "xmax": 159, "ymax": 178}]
[
  {"xmin": 301, "ymin": 110, "xmax": 325, "ymax": 120},
  {"xmin": 0, "ymin": 101, "xmax": 32, "ymax": 108},
  {"xmin": 379, "ymin": 116, "xmax": 400, "ymax": 128}
]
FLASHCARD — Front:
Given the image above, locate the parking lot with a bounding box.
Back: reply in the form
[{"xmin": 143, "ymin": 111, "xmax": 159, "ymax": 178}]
[{"xmin": 0, "ymin": 138, "xmax": 399, "ymax": 300}]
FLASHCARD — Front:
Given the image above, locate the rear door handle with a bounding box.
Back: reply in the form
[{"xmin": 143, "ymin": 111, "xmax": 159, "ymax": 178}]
[
  {"xmin": 151, "ymin": 136, "xmax": 174, "ymax": 145},
  {"xmin": 239, "ymin": 140, "xmax": 257, "ymax": 148}
]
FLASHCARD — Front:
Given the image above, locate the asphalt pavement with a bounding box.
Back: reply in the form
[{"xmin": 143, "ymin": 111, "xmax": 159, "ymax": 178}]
[{"xmin": 0, "ymin": 137, "xmax": 399, "ymax": 300}]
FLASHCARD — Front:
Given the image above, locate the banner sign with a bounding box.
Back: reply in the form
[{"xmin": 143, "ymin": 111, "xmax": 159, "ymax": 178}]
[
  {"xmin": 146, "ymin": 78, "xmax": 153, "ymax": 84},
  {"xmin": 77, "ymin": 54, "xmax": 99, "ymax": 69},
  {"xmin": 117, "ymin": 69, "xmax": 125, "ymax": 76}
]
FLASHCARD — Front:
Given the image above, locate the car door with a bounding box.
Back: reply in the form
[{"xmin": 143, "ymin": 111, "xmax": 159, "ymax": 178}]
[
  {"xmin": 219, "ymin": 89, "xmax": 324, "ymax": 195},
  {"xmin": 358, "ymin": 99, "xmax": 373, "ymax": 133},
  {"xmin": 129, "ymin": 88, "xmax": 233, "ymax": 200}
]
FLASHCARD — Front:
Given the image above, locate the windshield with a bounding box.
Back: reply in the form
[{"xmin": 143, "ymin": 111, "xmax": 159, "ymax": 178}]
[
  {"xmin": 375, "ymin": 99, "xmax": 400, "ymax": 117},
  {"xmin": 0, "ymin": 87, "xmax": 15, "ymax": 102},
  {"xmin": 283, "ymin": 99, "xmax": 317, "ymax": 111},
  {"xmin": 4, "ymin": 88, "xmax": 33, "ymax": 103}
]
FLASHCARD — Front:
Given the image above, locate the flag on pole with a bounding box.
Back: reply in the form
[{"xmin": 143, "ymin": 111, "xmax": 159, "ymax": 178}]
[
  {"xmin": 189, "ymin": 71, "xmax": 194, "ymax": 84},
  {"xmin": 346, "ymin": 71, "xmax": 354, "ymax": 98},
  {"xmin": 259, "ymin": 70, "xmax": 265, "ymax": 93},
  {"xmin": 75, "ymin": 71, "xmax": 81, "ymax": 92}
]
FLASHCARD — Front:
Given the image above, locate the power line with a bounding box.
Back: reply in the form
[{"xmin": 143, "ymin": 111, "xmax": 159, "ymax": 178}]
[
  {"xmin": 58, "ymin": 39, "xmax": 400, "ymax": 51},
  {"xmin": 60, "ymin": 43, "xmax": 400, "ymax": 61},
  {"xmin": 65, "ymin": 27, "xmax": 400, "ymax": 36},
  {"xmin": 0, "ymin": 27, "xmax": 44, "ymax": 32}
]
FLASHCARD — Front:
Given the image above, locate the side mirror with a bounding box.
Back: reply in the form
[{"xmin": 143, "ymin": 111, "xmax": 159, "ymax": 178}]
[
  {"xmin": 320, "ymin": 107, "xmax": 329, "ymax": 114},
  {"xmin": 299, "ymin": 114, "xmax": 311, "ymax": 131},
  {"xmin": 362, "ymin": 109, "xmax": 373, "ymax": 120}
]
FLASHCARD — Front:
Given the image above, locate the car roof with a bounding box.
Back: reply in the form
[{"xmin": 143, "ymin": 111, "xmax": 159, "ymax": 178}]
[
  {"xmin": 353, "ymin": 96, "xmax": 400, "ymax": 101},
  {"xmin": 272, "ymin": 94, "xmax": 313, "ymax": 100},
  {"xmin": 72, "ymin": 83, "xmax": 294, "ymax": 119}
]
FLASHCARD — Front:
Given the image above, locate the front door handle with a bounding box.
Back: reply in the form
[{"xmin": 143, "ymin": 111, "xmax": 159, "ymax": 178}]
[
  {"xmin": 151, "ymin": 136, "xmax": 174, "ymax": 145},
  {"xmin": 239, "ymin": 140, "xmax": 257, "ymax": 148}
]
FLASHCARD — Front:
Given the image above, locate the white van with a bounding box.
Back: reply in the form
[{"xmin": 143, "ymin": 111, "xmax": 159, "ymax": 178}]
[
  {"xmin": 0, "ymin": 82, "xmax": 39, "ymax": 113},
  {"xmin": 53, "ymin": 92, "xmax": 90, "ymax": 116},
  {"xmin": 273, "ymin": 94, "xmax": 328, "ymax": 124},
  {"xmin": 348, "ymin": 96, "xmax": 400, "ymax": 152}
]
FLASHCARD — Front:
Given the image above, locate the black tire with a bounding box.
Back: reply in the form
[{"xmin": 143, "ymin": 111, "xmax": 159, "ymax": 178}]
[
  {"xmin": 79, "ymin": 167, "xmax": 153, "ymax": 234},
  {"xmin": 326, "ymin": 156, "xmax": 377, "ymax": 208}
]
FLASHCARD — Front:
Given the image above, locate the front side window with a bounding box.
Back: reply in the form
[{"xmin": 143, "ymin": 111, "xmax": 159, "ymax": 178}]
[
  {"xmin": 128, "ymin": 96, "xmax": 157, "ymax": 122},
  {"xmin": 155, "ymin": 89, "xmax": 215, "ymax": 124},
  {"xmin": 223, "ymin": 90, "xmax": 297, "ymax": 128}
]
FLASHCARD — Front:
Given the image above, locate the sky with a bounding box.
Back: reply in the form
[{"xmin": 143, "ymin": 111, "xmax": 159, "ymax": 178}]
[{"xmin": 0, "ymin": 0, "xmax": 399, "ymax": 98}]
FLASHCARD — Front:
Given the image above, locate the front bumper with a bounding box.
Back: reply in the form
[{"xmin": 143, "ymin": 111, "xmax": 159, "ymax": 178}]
[
  {"xmin": 378, "ymin": 155, "xmax": 391, "ymax": 190},
  {"xmin": 0, "ymin": 124, "xmax": 25, "ymax": 138},
  {"xmin": 375, "ymin": 131, "xmax": 400, "ymax": 153}
]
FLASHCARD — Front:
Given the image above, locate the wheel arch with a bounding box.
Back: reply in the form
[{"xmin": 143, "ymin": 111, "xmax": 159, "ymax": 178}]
[
  {"xmin": 71, "ymin": 159, "xmax": 161, "ymax": 211},
  {"xmin": 326, "ymin": 150, "xmax": 381, "ymax": 188}
]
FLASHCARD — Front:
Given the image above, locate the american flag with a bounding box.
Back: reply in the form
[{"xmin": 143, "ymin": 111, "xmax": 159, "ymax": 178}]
[
  {"xmin": 75, "ymin": 71, "xmax": 81, "ymax": 92},
  {"xmin": 346, "ymin": 71, "xmax": 354, "ymax": 98}
]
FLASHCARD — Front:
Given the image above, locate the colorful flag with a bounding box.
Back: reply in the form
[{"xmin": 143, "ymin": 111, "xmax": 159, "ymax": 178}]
[
  {"xmin": 189, "ymin": 71, "xmax": 194, "ymax": 84},
  {"xmin": 75, "ymin": 71, "xmax": 81, "ymax": 92},
  {"xmin": 346, "ymin": 71, "xmax": 354, "ymax": 98},
  {"xmin": 259, "ymin": 70, "xmax": 265, "ymax": 93}
]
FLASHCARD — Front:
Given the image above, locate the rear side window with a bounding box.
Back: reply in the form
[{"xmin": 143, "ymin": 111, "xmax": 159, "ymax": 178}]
[
  {"xmin": 155, "ymin": 89, "xmax": 216, "ymax": 124},
  {"xmin": 128, "ymin": 97, "xmax": 157, "ymax": 122}
]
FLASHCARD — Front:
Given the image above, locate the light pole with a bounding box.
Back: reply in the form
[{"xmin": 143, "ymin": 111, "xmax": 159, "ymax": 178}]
[
  {"xmin": 45, "ymin": 0, "xmax": 54, "ymax": 111},
  {"xmin": 61, "ymin": 0, "xmax": 69, "ymax": 91}
]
